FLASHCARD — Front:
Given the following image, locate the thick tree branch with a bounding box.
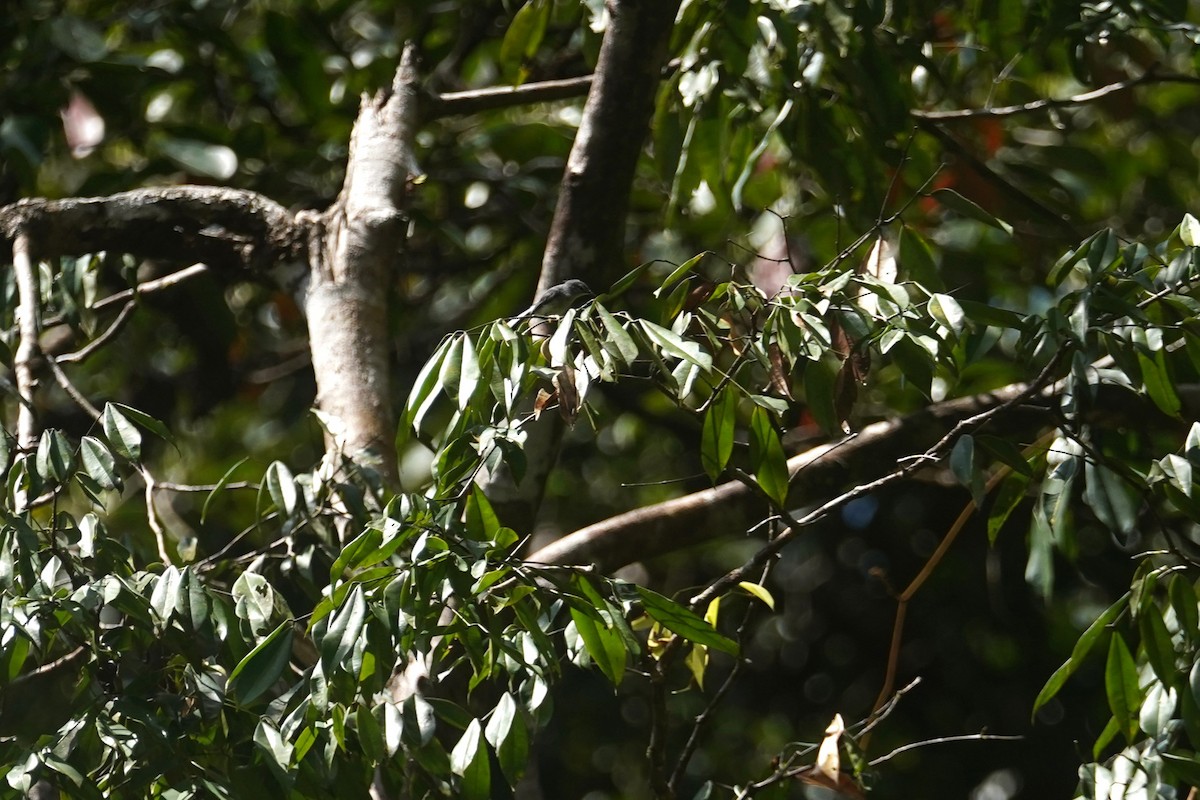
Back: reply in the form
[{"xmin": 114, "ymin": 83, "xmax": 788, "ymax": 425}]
[
  {"xmin": 0, "ymin": 187, "xmax": 304, "ymax": 272},
  {"xmin": 526, "ymin": 381, "xmax": 1051, "ymax": 571},
  {"xmin": 537, "ymin": 0, "xmax": 682, "ymax": 292},
  {"xmin": 305, "ymin": 44, "xmax": 421, "ymax": 487},
  {"xmin": 12, "ymin": 230, "xmax": 40, "ymax": 451}
]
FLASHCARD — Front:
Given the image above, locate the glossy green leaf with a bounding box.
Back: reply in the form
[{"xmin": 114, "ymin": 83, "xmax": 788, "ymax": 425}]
[
  {"xmin": 227, "ymin": 621, "xmax": 293, "ymax": 705},
  {"xmin": 748, "ymin": 406, "xmax": 788, "ymax": 507},
  {"xmin": 485, "ymin": 693, "xmax": 529, "ymax": 785},
  {"xmin": 569, "ymin": 606, "xmax": 627, "ymax": 686},
  {"xmin": 700, "ymin": 387, "xmax": 736, "ymax": 482},
  {"xmin": 102, "ymin": 403, "xmax": 142, "ymax": 461},
  {"xmin": 321, "ymin": 584, "xmax": 366, "ymax": 675},
  {"xmin": 500, "ymin": 0, "xmax": 549, "ymax": 80},
  {"xmin": 1105, "ymin": 634, "xmax": 1142, "ymax": 743},
  {"xmin": 450, "ymin": 718, "xmax": 491, "ymax": 800},
  {"xmin": 1034, "ymin": 591, "xmax": 1129, "ymax": 715},
  {"xmin": 929, "ymin": 293, "xmax": 966, "ymax": 336},
  {"xmin": 636, "ymin": 586, "xmax": 737, "ymax": 655},
  {"xmin": 655, "ymin": 252, "xmax": 708, "ymax": 298}
]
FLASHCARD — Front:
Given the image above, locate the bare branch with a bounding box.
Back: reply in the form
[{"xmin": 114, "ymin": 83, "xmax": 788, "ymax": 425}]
[
  {"xmin": 526, "ymin": 378, "xmax": 1056, "ymax": 572},
  {"xmin": 12, "ymin": 230, "xmax": 41, "ymax": 451},
  {"xmin": 44, "ymin": 358, "xmax": 102, "ymax": 422},
  {"xmin": 0, "ymin": 187, "xmax": 304, "ymax": 273},
  {"xmin": 42, "ymin": 263, "xmax": 211, "ymax": 331},
  {"xmin": 56, "ymin": 300, "xmax": 137, "ymax": 364},
  {"xmin": 428, "ymin": 75, "xmax": 593, "ymax": 118},
  {"xmin": 912, "ymin": 71, "xmax": 1200, "ymax": 121}
]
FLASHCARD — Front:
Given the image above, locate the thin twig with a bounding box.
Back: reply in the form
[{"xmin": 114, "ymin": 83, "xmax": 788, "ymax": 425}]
[
  {"xmin": 56, "ymin": 299, "xmax": 137, "ymax": 364},
  {"xmin": 867, "ymin": 733, "xmax": 1024, "ymax": 766},
  {"xmin": 41, "ymin": 263, "xmax": 210, "ymax": 330},
  {"xmin": 428, "ymin": 75, "xmax": 594, "ymax": 118},
  {"xmin": 141, "ymin": 467, "xmax": 173, "ymax": 565},
  {"xmin": 44, "ymin": 358, "xmax": 102, "ymax": 421},
  {"xmin": 668, "ymin": 561, "xmax": 774, "ymax": 792},
  {"xmin": 912, "ymin": 71, "xmax": 1200, "ymax": 121}
]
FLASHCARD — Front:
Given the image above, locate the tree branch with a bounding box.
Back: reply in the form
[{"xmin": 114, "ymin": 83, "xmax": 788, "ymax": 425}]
[
  {"xmin": 12, "ymin": 230, "xmax": 40, "ymax": 451},
  {"xmin": 427, "ymin": 75, "xmax": 594, "ymax": 118},
  {"xmin": 537, "ymin": 0, "xmax": 683, "ymax": 292},
  {"xmin": 304, "ymin": 43, "xmax": 421, "ymax": 487},
  {"xmin": 912, "ymin": 71, "xmax": 1200, "ymax": 121},
  {"xmin": 0, "ymin": 187, "xmax": 304, "ymax": 272},
  {"xmin": 526, "ymin": 379, "xmax": 1056, "ymax": 572}
]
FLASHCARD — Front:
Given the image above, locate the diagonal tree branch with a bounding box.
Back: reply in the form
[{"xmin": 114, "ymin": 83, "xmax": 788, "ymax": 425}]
[
  {"xmin": 537, "ymin": 0, "xmax": 683, "ymax": 292},
  {"xmin": 526, "ymin": 380, "xmax": 1051, "ymax": 571}
]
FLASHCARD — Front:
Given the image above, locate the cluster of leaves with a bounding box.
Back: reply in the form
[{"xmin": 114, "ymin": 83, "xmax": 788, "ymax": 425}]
[{"xmin": 0, "ymin": 394, "xmax": 746, "ymax": 797}]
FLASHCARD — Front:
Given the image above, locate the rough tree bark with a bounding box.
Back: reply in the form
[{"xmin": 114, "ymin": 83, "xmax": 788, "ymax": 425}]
[
  {"xmin": 304, "ymin": 45, "xmax": 421, "ymax": 488},
  {"xmin": 482, "ymin": 0, "xmax": 685, "ymax": 536},
  {"xmin": 537, "ymin": 0, "xmax": 683, "ymax": 292}
]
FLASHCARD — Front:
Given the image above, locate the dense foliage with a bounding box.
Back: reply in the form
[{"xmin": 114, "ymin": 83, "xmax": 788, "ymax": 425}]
[{"xmin": 5, "ymin": 1, "xmax": 1200, "ymax": 798}]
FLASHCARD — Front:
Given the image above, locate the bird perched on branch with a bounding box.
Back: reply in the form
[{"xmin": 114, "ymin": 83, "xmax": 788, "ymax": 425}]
[{"xmin": 515, "ymin": 278, "xmax": 593, "ymax": 320}]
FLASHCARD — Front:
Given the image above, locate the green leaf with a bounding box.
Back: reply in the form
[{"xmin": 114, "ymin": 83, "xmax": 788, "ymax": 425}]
[
  {"xmin": 450, "ymin": 718, "xmax": 491, "ymax": 800},
  {"xmin": 499, "ymin": 0, "xmax": 549, "ymax": 81},
  {"xmin": 102, "ymin": 403, "xmax": 143, "ymax": 461},
  {"xmin": 700, "ymin": 387, "xmax": 736, "ymax": 482},
  {"xmin": 655, "ymin": 252, "xmax": 708, "ymax": 298},
  {"xmin": 264, "ymin": 461, "xmax": 298, "ymax": 516},
  {"xmin": 1139, "ymin": 681, "xmax": 1177, "ymax": 738},
  {"xmin": 1033, "ymin": 591, "xmax": 1129, "ymax": 715},
  {"xmin": 596, "ymin": 304, "xmax": 639, "ymax": 366},
  {"xmin": 929, "ymin": 293, "xmax": 966, "ymax": 336},
  {"xmin": 1137, "ymin": 349, "xmax": 1182, "ymax": 418},
  {"xmin": 640, "ymin": 320, "xmax": 712, "ymax": 370},
  {"xmin": 35, "ymin": 429, "xmax": 74, "ymax": 483},
  {"xmin": 987, "ymin": 469, "xmax": 1029, "ymax": 543},
  {"xmin": 569, "ymin": 606, "xmax": 627, "ymax": 686},
  {"xmin": 459, "ymin": 333, "xmax": 481, "ymax": 410},
  {"xmin": 407, "ymin": 335, "xmax": 453, "ymax": 434},
  {"xmin": 929, "ymin": 188, "xmax": 1013, "ymax": 234},
  {"xmin": 465, "ymin": 485, "xmax": 501, "ymax": 542},
  {"xmin": 749, "ymin": 406, "xmax": 789, "ymax": 507},
  {"xmin": 1171, "ymin": 574, "xmax": 1200, "ymax": 647},
  {"xmin": 80, "ymin": 435, "xmax": 119, "ymax": 490},
  {"xmin": 1084, "ymin": 462, "xmax": 1137, "ymax": 536},
  {"xmin": 321, "ymin": 584, "xmax": 366, "ymax": 675},
  {"xmin": 949, "ymin": 435, "xmax": 984, "ymax": 506},
  {"xmin": 804, "ymin": 355, "xmax": 841, "ymax": 435},
  {"xmin": 201, "ymin": 457, "xmax": 249, "ymax": 524},
  {"xmin": 1139, "ymin": 609, "xmax": 1177, "ymax": 686},
  {"xmin": 109, "ymin": 402, "xmax": 174, "ymax": 444},
  {"xmin": 636, "ymin": 586, "xmax": 737, "ymax": 655},
  {"xmin": 1162, "ymin": 752, "xmax": 1200, "ymax": 786},
  {"xmin": 1105, "ymin": 634, "xmax": 1142, "ymax": 743},
  {"xmin": 227, "ymin": 621, "xmax": 293, "ymax": 705},
  {"xmin": 486, "ymin": 692, "xmax": 529, "ymax": 785}
]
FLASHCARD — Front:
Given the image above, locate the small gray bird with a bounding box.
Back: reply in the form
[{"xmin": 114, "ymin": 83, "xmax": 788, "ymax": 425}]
[{"xmin": 515, "ymin": 278, "xmax": 593, "ymax": 319}]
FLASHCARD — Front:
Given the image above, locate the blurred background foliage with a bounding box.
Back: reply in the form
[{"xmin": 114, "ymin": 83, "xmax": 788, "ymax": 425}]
[{"xmin": 4, "ymin": 0, "xmax": 1200, "ymax": 796}]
